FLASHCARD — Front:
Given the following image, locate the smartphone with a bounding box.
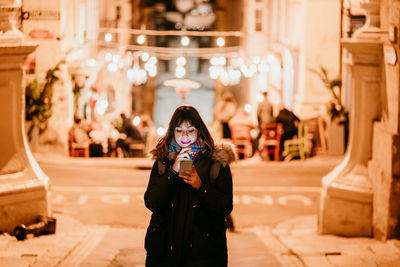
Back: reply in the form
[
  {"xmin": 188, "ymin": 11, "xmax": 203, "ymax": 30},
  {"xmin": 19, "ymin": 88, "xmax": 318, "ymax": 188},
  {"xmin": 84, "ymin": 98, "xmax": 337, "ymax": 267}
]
[{"xmin": 180, "ymin": 159, "xmax": 193, "ymax": 174}]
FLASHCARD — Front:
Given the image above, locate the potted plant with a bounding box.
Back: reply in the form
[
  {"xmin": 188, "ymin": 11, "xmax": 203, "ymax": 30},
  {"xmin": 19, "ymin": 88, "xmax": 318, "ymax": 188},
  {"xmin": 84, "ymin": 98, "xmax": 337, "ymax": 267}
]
[
  {"xmin": 25, "ymin": 60, "xmax": 65, "ymax": 150},
  {"xmin": 310, "ymin": 66, "xmax": 349, "ymax": 154}
]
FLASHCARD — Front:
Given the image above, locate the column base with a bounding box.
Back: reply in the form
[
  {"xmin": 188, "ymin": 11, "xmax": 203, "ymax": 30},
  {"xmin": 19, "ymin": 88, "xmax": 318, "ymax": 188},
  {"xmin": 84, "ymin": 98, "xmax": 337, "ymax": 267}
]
[
  {"xmin": 0, "ymin": 30, "xmax": 24, "ymax": 43},
  {"xmin": 0, "ymin": 172, "xmax": 50, "ymax": 234},
  {"xmin": 319, "ymin": 158, "xmax": 373, "ymax": 237},
  {"xmin": 319, "ymin": 190, "xmax": 372, "ymax": 237},
  {"xmin": 0, "ymin": 41, "xmax": 49, "ymax": 235}
]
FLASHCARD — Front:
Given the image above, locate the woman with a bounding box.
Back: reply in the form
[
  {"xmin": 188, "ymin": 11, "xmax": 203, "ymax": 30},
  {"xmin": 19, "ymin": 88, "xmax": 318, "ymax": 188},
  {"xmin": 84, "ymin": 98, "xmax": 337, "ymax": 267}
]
[{"xmin": 144, "ymin": 105, "xmax": 235, "ymax": 267}]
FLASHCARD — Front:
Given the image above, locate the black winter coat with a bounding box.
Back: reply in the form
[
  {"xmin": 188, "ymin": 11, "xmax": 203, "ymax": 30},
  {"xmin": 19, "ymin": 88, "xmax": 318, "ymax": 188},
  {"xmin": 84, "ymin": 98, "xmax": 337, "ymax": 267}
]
[{"xmin": 144, "ymin": 149, "xmax": 233, "ymax": 267}]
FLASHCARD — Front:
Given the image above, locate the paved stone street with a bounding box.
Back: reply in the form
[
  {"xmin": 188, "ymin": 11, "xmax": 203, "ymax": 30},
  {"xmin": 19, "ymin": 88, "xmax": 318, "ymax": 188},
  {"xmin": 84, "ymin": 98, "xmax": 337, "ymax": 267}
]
[{"xmin": 1, "ymin": 154, "xmax": 400, "ymax": 267}]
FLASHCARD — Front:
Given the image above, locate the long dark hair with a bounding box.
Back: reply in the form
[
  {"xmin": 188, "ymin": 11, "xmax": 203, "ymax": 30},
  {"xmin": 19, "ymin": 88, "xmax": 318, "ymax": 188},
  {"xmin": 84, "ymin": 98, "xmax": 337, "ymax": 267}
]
[{"xmin": 151, "ymin": 105, "xmax": 215, "ymax": 159}]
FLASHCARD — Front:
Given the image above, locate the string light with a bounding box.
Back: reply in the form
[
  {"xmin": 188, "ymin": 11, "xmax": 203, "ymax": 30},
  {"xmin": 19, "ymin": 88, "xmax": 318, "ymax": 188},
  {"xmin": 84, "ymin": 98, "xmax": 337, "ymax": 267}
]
[
  {"xmin": 219, "ymin": 67, "xmax": 241, "ymax": 86},
  {"xmin": 175, "ymin": 66, "xmax": 186, "ymax": 78},
  {"xmin": 127, "ymin": 65, "xmax": 147, "ymax": 85},
  {"xmin": 98, "ymin": 28, "xmax": 241, "ymax": 59},
  {"xmin": 176, "ymin": 57, "xmax": 186, "ymax": 66},
  {"xmin": 105, "ymin": 33, "xmax": 112, "ymax": 42},
  {"xmin": 105, "ymin": 52, "xmax": 113, "ymax": 62},
  {"xmin": 87, "ymin": 58, "xmax": 97, "ymax": 67},
  {"xmin": 137, "ymin": 34, "xmax": 145, "ymax": 44},
  {"xmin": 157, "ymin": 127, "xmax": 167, "ymax": 137},
  {"xmin": 144, "ymin": 59, "xmax": 157, "ymax": 77},
  {"xmin": 244, "ymin": 104, "xmax": 252, "ymax": 112},
  {"xmin": 181, "ymin": 36, "xmax": 190, "ymax": 46},
  {"xmin": 141, "ymin": 52, "xmax": 149, "ymax": 61},
  {"xmin": 216, "ymin": 37, "xmax": 225, "ymax": 47},
  {"xmin": 107, "ymin": 62, "xmax": 118, "ymax": 72},
  {"xmin": 98, "ymin": 29, "xmax": 280, "ymax": 89},
  {"xmin": 147, "ymin": 65, "xmax": 157, "ymax": 77},
  {"xmin": 210, "ymin": 56, "xmax": 226, "ymax": 66},
  {"xmin": 133, "ymin": 116, "xmax": 141, "ymax": 126},
  {"xmin": 257, "ymin": 93, "xmax": 264, "ymax": 102},
  {"xmin": 148, "ymin": 56, "xmax": 157, "ymax": 65},
  {"xmin": 95, "ymin": 99, "xmax": 109, "ymax": 115}
]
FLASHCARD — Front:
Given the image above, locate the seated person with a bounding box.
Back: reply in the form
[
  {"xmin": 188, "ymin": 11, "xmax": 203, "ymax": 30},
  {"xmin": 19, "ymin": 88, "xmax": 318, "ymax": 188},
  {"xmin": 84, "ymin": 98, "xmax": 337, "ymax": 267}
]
[
  {"xmin": 87, "ymin": 123, "xmax": 106, "ymax": 157},
  {"xmin": 276, "ymin": 107, "xmax": 300, "ymax": 154},
  {"xmin": 116, "ymin": 113, "xmax": 145, "ymax": 157},
  {"xmin": 72, "ymin": 117, "xmax": 90, "ymax": 147},
  {"xmin": 71, "ymin": 117, "xmax": 101, "ymax": 157}
]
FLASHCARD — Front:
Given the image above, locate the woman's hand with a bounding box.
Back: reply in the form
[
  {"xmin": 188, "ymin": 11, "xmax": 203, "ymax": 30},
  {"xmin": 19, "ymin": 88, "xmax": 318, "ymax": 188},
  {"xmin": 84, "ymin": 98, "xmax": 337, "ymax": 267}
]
[
  {"xmin": 179, "ymin": 165, "xmax": 202, "ymax": 189},
  {"xmin": 172, "ymin": 147, "xmax": 191, "ymax": 172}
]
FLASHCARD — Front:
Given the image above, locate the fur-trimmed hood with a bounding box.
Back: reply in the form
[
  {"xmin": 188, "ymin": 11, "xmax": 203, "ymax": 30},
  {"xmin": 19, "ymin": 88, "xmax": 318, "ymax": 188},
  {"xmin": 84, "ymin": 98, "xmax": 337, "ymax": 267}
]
[{"xmin": 211, "ymin": 141, "xmax": 236, "ymax": 167}]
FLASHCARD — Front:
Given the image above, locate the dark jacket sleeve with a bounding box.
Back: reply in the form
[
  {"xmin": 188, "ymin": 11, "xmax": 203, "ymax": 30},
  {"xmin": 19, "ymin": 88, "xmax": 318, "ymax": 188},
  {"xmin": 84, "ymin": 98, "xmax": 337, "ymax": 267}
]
[
  {"xmin": 144, "ymin": 160, "xmax": 179, "ymax": 212},
  {"xmin": 196, "ymin": 164, "xmax": 233, "ymax": 218}
]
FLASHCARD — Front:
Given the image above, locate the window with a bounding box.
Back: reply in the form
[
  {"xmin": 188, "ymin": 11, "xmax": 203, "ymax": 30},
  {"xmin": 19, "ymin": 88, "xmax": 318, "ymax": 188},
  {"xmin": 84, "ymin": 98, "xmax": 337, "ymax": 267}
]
[{"xmin": 348, "ymin": 15, "xmax": 366, "ymax": 37}]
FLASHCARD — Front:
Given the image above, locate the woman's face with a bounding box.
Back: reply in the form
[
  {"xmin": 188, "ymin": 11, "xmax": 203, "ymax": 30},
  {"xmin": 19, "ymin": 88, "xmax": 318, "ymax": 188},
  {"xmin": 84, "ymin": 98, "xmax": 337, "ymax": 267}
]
[{"xmin": 174, "ymin": 120, "xmax": 198, "ymax": 148}]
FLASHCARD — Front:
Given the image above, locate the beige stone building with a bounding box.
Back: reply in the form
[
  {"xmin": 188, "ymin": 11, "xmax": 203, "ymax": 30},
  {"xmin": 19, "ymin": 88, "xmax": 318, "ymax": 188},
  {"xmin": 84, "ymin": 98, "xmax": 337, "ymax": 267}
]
[
  {"xmin": 242, "ymin": 0, "xmax": 341, "ymax": 121},
  {"xmin": 0, "ymin": 0, "xmax": 399, "ymax": 239},
  {"xmin": 21, "ymin": 0, "xmax": 100, "ymax": 149},
  {"xmin": 319, "ymin": 0, "xmax": 400, "ymax": 239}
]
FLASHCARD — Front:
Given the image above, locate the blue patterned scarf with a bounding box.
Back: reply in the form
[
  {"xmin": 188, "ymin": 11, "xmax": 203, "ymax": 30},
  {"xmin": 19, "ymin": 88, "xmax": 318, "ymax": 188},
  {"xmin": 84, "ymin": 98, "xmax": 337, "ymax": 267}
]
[{"xmin": 169, "ymin": 138, "xmax": 204, "ymax": 161}]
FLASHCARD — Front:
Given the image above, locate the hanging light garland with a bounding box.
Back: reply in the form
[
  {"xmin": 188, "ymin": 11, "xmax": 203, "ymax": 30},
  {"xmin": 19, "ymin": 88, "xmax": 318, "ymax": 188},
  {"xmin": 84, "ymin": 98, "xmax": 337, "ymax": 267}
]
[
  {"xmin": 127, "ymin": 65, "xmax": 147, "ymax": 85},
  {"xmin": 209, "ymin": 56, "xmax": 241, "ymax": 86},
  {"xmin": 126, "ymin": 52, "xmax": 152, "ymax": 85},
  {"xmin": 99, "ymin": 28, "xmax": 276, "ymax": 87}
]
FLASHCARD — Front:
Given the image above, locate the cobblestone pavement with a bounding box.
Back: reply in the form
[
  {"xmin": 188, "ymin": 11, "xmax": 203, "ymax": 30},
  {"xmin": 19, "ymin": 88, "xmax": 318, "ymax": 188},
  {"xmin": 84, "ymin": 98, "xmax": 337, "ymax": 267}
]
[{"xmin": 1, "ymin": 154, "xmax": 400, "ymax": 266}]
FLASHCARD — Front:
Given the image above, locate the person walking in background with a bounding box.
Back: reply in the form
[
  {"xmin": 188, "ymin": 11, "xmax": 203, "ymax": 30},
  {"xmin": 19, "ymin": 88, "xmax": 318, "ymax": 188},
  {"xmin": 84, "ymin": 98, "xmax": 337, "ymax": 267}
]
[
  {"xmin": 256, "ymin": 91, "xmax": 275, "ymax": 153},
  {"xmin": 257, "ymin": 91, "xmax": 274, "ymax": 128},
  {"xmin": 213, "ymin": 90, "xmax": 237, "ymax": 139},
  {"xmin": 144, "ymin": 105, "xmax": 235, "ymax": 267}
]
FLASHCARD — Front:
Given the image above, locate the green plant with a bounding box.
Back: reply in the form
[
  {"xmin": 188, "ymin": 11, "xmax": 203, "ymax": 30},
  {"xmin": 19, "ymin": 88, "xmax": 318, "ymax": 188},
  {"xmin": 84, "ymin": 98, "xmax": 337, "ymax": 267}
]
[
  {"xmin": 310, "ymin": 66, "xmax": 349, "ymax": 125},
  {"xmin": 70, "ymin": 73, "xmax": 86, "ymax": 114},
  {"xmin": 25, "ymin": 60, "xmax": 65, "ymax": 140}
]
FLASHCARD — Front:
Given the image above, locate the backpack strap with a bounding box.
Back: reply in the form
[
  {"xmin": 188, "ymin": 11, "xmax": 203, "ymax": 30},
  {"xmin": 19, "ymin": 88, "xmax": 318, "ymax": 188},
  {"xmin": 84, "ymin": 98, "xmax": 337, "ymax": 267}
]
[
  {"xmin": 209, "ymin": 160, "xmax": 221, "ymax": 184},
  {"xmin": 158, "ymin": 159, "xmax": 166, "ymax": 175}
]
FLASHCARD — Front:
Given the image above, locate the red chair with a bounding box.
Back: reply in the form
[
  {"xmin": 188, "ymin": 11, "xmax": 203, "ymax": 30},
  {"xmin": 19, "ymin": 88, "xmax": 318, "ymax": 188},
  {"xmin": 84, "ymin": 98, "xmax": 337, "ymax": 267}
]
[
  {"xmin": 261, "ymin": 123, "xmax": 283, "ymax": 161},
  {"xmin": 68, "ymin": 128, "xmax": 89, "ymax": 157},
  {"xmin": 230, "ymin": 124, "xmax": 252, "ymax": 159}
]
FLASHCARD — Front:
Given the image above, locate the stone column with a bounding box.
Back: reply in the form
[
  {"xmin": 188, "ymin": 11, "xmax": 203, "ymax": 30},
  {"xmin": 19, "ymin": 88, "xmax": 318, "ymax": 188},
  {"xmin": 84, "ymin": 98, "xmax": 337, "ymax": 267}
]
[
  {"xmin": 0, "ymin": 0, "xmax": 23, "ymax": 42},
  {"xmin": 368, "ymin": 0, "xmax": 400, "ymax": 240},
  {"xmin": 369, "ymin": 122, "xmax": 400, "ymax": 240},
  {"xmin": 318, "ymin": 0, "xmax": 382, "ymax": 237},
  {"xmin": 0, "ymin": 0, "xmax": 50, "ymax": 234}
]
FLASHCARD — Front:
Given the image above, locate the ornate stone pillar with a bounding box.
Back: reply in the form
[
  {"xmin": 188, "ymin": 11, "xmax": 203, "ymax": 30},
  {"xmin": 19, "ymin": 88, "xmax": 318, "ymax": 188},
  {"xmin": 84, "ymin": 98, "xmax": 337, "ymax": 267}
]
[
  {"xmin": 0, "ymin": 0, "xmax": 50, "ymax": 233},
  {"xmin": 368, "ymin": 0, "xmax": 400, "ymax": 240},
  {"xmin": 318, "ymin": 0, "xmax": 382, "ymax": 236},
  {"xmin": 0, "ymin": 0, "xmax": 23, "ymax": 42}
]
